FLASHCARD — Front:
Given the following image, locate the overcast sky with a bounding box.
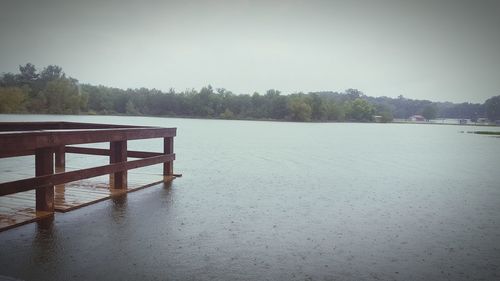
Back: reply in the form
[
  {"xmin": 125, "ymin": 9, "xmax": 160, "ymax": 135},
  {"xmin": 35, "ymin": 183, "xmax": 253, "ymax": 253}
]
[{"xmin": 1, "ymin": 0, "xmax": 499, "ymax": 103}]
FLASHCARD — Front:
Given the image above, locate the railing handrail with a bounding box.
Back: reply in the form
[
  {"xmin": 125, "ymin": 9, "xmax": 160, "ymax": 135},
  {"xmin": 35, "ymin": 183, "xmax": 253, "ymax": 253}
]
[
  {"xmin": 0, "ymin": 153, "xmax": 175, "ymax": 196},
  {"xmin": 0, "ymin": 127, "xmax": 176, "ymax": 153},
  {"xmin": 0, "ymin": 121, "xmax": 176, "ymax": 213}
]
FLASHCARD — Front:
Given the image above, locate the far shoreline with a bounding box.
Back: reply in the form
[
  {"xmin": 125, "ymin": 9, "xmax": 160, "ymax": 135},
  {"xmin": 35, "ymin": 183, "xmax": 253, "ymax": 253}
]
[{"xmin": 1, "ymin": 113, "xmax": 499, "ymax": 127}]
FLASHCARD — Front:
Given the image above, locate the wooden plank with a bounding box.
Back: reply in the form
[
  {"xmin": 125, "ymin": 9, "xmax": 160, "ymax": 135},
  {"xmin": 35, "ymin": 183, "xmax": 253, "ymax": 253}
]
[
  {"xmin": 53, "ymin": 179, "xmax": 163, "ymax": 212},
  {"xmin": 0, "ymin": 149, "xmax": 35, "ymax": 158},
  {"xmin": 0, "ymin": 176, "xmax": 170, "ymax": 231},
  {"xmin": 0, "ymin": 127, "xmax": 176, "ymax": 153},
  {"xmin": 35, "ymin": 147, "xmax": 54, "ymax": 212},
  {"xmin": 0, "ymin": 121, "xmax": 64, "ymax": 131},
  {"xmin": 58, "ymin": 122, "xmax": 145, "ymax": 130},
  {"xmin": 65, "ymin": 146, "xmax": 162, "ymax": 158},
  {"xmin": 163, "ymin": 137, "xmax": 174, "ymax": 180},
  {"xmin": 0, "ymin": 121, "xmax": 146, "ymax": 132},
  {"xmin": 55, "ymin": 145, "xmax": 65, "ymax": 171},
  {"xmin": 110, "ymin": 141, "xmax": 127, "ymax": 189},
  {"xmin": 0, "ymin": 153, "xmax": 175, "ymax": 196},
  {"xmin": 0, "ymin": 210, "xmax": 53, "ymax": 232}
]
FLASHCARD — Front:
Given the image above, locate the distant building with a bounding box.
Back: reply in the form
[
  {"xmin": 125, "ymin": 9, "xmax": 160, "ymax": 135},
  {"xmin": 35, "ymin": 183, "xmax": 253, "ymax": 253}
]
[
  {"xmin": 373, "ymin": 115, "xmax": 383, "ymax": 122},
  {"xmin": 459, "ymin": 119, "xmax": 468, "ymax": 125},
  {"xmin": 409, "ymin": 115, "xmax": 425, "ymax": 122}
]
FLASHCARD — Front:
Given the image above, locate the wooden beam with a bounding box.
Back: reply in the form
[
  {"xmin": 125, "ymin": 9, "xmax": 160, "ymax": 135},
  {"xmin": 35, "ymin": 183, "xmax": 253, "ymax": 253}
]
[
  {"xmin": 0, "ymin": 154, "xmax": 175, "ymax": 196},
  {"xmin": 0, "ymin": 127, "xmax": 176, "ymax": 153},
  {"xmin": 163, "ymin": 137, "xmax": 174, "ymax": 180},
  {"xmin": 0, "ymin": 121, "xmax": 147, "ymax": 132},
  {"xmin": 0, "ymin": 149, "xmax": 35, "ymax": 158},
  {"xmin": 0, "ymin": 121, "xmax": 64, "ymax": 131},
  {"xmin": 35, "ymin": 147, "xmax": 54, "ymax": 212},
  {"xmin": 58, "ymin": 122, "xmax": 145, "ymax": 130},
  {"xmin": 110, "ymin": 141, "xmax": 127, "ymax": 189},
  {"xmin": 55, "ymin": 146, "xmax": 65, "ymax": 172},
  {"xmin": 65, "ymin": 146, "xmax": 162, "ymax": 158}
]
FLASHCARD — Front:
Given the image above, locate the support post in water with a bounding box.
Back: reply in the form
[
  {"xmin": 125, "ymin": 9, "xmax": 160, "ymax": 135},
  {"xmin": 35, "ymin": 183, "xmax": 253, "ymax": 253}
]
[
  {"xmin": 163, "ymin": 137, "xmax": 174, "ymax": 181},
  {"xmin": 55, "ymin": 145, "xmax": 65, "ymax": 172},
  {"xmin": 35, "ymin": 147, "xmax": 54, "ymax": 212},
  {"xmin": 110, "ymin": 140, "xmax": 127, "ymax": 189}
]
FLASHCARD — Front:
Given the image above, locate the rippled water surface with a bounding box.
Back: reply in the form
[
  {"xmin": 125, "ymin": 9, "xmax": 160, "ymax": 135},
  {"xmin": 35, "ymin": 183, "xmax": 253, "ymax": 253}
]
[{"xmin": 1, "ymin": 114, "xmax": 499, "ymax": 281}]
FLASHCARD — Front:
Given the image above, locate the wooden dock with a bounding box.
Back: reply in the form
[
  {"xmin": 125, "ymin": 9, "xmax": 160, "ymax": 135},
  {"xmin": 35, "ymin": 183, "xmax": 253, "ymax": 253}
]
[{"xmin": 0, "ymin": 121, "xmax": 176, "ymax": 232}]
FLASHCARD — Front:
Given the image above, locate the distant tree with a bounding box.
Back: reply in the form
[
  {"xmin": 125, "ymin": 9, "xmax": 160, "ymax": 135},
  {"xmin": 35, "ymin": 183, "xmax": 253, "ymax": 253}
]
[
  {"xmin": 41, "ymin": 78, "xmax": 81, "ymax": 114},
  {"xmin": 40, "ymin": 65, "xmax": 63, "ymax": 81},
  {"xmin": 17, "ymin": 63, "xmax": 39, "ymax": 84},
  {"xmin": 421, "ymin": 105, "xmax": 437, "ymax": 120},
  {"xmin": 2, "ymin": 62, "xmax": 498, "ymax": 123},
  {"xmin": 374, "ymin": 104, "xmax": 394, "ymax": 123},
  {"xmin": 264, "ymin": 89, "xmax": 287, "ymax": 119},
  {"xmin": 0, "ymin": 87, "xmax": 26, "ymax": 113},
  {"xmin": 324, "ymin": 101, "xmax": 344, "ymax": 121},
  {"xmin": 309, "ymin": 93, "xmax": 325, "ymax": 120},
  {"xmin": 287, "ymin": 96, "xmax": 312, "ymax": 121},
  {"xmin": 125, "ymin": 100, "xmax": 140, "ymax": 115},
  {"xmin": 345, "ymin": 88, "xmax": 364, "ymax": 100},
  {"xmin": 345, "ymin": 98, "xmax": 375, "ymax": 121},
  {"xmin": 0, "ymin": 73, "xmax": 18, "ymax": 87},
  {"xmin": 379, "ymin": 110, "xmax": 393, "ymax": 123},
  {"xmin": 484, "ymin": 95, "xmax": 500, "ymax": 121},
  {"xmin": 220, "ymin": 108, "xmax": 234, "ymax": 119}
]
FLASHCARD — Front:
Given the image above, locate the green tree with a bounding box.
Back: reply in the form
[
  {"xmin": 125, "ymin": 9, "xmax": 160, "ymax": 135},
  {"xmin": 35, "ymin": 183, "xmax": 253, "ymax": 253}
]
[
  {"xmin": 375, "ymin": 104, "xmax": 394, "ymax": 123},
  {"xmin": 309, "ymin": 93, "xmax": 326, "ymax": 120},
  {"xmin": 41, "ymin": 78, "xmax": 81, "ymax": 114},
  {"xmin": 421, "ymin": 105, "xmax": 437, "ymax": 120},
  {"xmin": 345, "ymin": 98, "xmax": 375, "ymax": 121},
  {"xmin": 0, "ymin": 73, "xmax": 18, "ymax": 87},
  {"xmin": 484, "ymin": 95, "xmax": 500, "ymax": 121},
  {"xmin": 125, "ymin": 100, "xmax": 140, "ymax": 115},
  {"xmin": 379, "ymin": 110, "xmax": 393, "ymax": 122},
  {"xmin": 0, "ymin": 87, "xmax": 26, "ymax": 113},
  {"xmin": 40, "ymin": 65, "xmax": 63, "ymax": 81},
  {"xmin": 324, "ymin": 101, "xmax": 344, "ymax": 121},
  {"xmin": 287, "ymin": 96, "xmax": 312, "ymax": 121},
  {"xmin": 220, "ymin": 108, "xmax": 234, "ymax": 119},
  {"xmin": 18, "ymin": 63, "xmax": 39, "ymax": 84}
]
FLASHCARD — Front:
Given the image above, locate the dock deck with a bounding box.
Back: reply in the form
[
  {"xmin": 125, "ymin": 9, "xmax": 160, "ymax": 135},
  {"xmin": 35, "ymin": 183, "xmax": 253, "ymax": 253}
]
[{"xmin": 0, "ymin": 121, "xmax": 176, "ymax": 232}]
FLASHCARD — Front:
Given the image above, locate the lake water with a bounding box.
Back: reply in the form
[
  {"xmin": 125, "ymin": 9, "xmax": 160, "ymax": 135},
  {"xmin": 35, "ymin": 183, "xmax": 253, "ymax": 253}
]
[{"xmin": 0, "ymin": 114, "xmax": 499, "ymax": 281}]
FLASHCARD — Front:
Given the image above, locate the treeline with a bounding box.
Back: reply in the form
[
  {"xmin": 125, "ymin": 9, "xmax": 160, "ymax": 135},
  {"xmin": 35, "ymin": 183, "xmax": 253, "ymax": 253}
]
[{"xmin": 1, "ymin": 63, "xmax": 499, "ymax": 122}]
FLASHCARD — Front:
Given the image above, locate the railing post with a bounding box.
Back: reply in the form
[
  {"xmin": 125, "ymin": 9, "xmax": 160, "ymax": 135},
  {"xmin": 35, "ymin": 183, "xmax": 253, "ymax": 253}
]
[
  {"xmin": 55, "ymin": 145, "xmax": 65, "ymax": 172},
  {"xmin": 35, "ymin": 147, "xmax": 54, "ymax": 212},
  {"xmin": 110, "ymin": 141, "xmax": 127, "ymax": 189},
  {"xmin": 163, "ymin": 137, "xmax": 173, "ymax": 181}
]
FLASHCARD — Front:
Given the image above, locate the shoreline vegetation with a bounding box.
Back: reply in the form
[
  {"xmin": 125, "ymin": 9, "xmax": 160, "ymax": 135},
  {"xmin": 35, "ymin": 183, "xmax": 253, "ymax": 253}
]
[
  {"xmin": 471, "ymin": 131, "xmax": 500, "ymax": 135},
  {"xmin": 1, "ymin": 63, "xmax": 500, "ymax": 123},
  {"xmin": 5, "ymin": 111, "xmax": 499, "ymax": 127}
]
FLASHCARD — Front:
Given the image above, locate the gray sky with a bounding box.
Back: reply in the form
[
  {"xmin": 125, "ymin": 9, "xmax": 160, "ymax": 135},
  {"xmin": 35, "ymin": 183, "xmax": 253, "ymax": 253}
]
[{"xmin": 1, "ymin": 0, "xmax": 499, "ymax": 103}]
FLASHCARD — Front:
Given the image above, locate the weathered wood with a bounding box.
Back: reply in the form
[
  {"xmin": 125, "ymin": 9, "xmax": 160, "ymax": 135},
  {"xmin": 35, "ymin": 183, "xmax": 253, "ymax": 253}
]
[
  {"xmin": 0, "ymin": 154, "xmax": 175, "ymax": 196},
  {"xmin": 163, "ymin": 137, "xmax": 174, "ymax": 180},
  {"xmin": 0, "ymin": 121, "xmax": 64, "ymax": 131},
  {"xmin": 0, "ymin": 127, "xmax": 176, "ymax": 153},
  {"xmin": 65, "ymin": 146, "xmax": 162, "ymax": 158},
  {"xmin": 35, "ymin": 147, "xmax": 54, "ymax": 212},
  {"xmin": 0, "ymin": 177, "xmax": 164, "ymax": 231},
  {"xmin": 55, "ymin": 145, "xmax": 65, "ymax": 171},
  {"xmin": 110, "ymin": 141, "xmax": 127, "ymax": 189},
  {"xmin": 0, "ymin": 149, "xmax": 35, "ymax": 158},
  {"xmin": 0, "ymin": 121, "xmax": 177, "ymax": 228},
  {"xmin": 0, "ymin": 121, "xmax": 144, "ymax": 132}
]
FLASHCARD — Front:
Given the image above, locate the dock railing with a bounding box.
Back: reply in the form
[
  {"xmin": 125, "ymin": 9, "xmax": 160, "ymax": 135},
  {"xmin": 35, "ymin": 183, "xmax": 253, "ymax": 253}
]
[{"xmin": 0, "ymin": 121, "xmax": 176, "ymax": 212}]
